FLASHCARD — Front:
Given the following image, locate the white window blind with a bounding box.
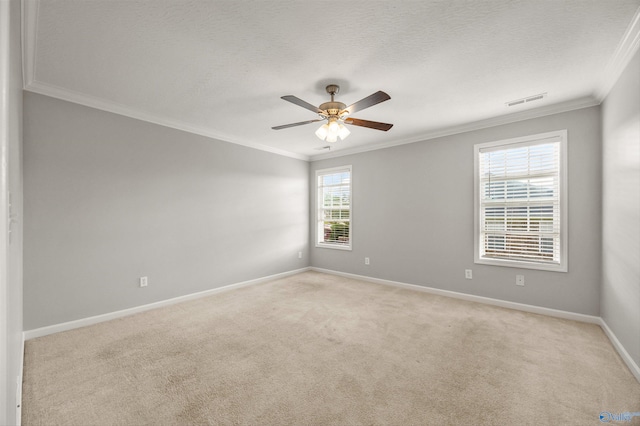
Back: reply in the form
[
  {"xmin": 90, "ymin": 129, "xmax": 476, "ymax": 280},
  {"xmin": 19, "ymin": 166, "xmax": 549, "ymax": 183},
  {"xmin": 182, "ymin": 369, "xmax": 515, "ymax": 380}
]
[
  {"xmin": 316, "ymin": 166, "xmax": 352, "ymax": 250},
  {"xmin": 475, "ymin": 131, "xmax": 567, "ymax": 271}
]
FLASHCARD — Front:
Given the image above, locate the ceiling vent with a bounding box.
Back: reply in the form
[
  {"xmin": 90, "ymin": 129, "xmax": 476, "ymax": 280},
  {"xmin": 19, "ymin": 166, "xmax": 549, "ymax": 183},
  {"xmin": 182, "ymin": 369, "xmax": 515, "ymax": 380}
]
[{"xmin": 506, "ymin": 92, "xmax": 547, "ymax": 107}]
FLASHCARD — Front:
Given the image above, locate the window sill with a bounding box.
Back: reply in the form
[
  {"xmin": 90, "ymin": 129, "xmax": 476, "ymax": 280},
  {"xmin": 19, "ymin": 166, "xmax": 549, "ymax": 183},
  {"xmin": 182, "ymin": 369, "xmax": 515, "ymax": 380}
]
[
  {"xmin": 316, "ymin": 242, "xmax": 352, "ymax": 251},
  {"xmin": 475, "ymin": 256, "xmax": 567, "ymax": 272}
]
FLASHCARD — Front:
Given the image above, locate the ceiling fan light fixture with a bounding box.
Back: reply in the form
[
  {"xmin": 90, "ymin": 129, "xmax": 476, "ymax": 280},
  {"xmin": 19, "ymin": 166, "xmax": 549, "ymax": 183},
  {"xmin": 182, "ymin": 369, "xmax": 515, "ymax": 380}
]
[{"xmin": 317, "ymin": 117, "xmax": 349, "ymax": 142}]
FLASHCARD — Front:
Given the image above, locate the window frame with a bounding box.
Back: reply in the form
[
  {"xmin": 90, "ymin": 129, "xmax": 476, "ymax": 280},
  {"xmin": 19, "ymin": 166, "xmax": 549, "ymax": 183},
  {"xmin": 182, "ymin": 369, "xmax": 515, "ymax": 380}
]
[
  {"xmin": 473, "ymin": 130, "xmax": 568, "ymax": 272},
  {"xmin": 315, "ymin": 165, "xmax": 353, "ymax": 251}
]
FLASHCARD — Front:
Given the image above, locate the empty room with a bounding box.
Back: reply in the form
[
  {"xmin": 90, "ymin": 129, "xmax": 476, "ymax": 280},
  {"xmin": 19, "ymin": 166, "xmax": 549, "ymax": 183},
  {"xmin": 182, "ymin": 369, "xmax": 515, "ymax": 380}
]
[{"xmin": 1, "ymin": 0, "xmax": 640, "ymax": 425}]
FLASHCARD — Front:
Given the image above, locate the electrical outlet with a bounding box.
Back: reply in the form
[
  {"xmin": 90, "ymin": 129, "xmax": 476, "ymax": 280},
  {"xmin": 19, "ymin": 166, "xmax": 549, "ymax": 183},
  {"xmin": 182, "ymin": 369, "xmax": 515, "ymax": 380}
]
[
  {"xmin": 516, "ymin": 275, "xmax": 525, "ymax": 286},
  {"xmin": 365, "ymin": 257, "xmax": 370, "ymax": 265},
  {"xmin": 298, "ymin": 251, "xmax": 302, "ymax": 259},
  {"xmin": 139, "ymin": 276, "xmax": 148, "ymax": 287},
  {"xmin": 465, "ymin": 269, "xmax": 472, "ymax": 279}
]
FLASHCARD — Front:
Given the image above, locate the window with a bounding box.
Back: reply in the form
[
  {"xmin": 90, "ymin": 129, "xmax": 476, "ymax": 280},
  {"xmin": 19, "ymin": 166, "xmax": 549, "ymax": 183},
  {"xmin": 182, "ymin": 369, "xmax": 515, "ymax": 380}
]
[
  {"xmin": 316, "ymin": 166, "xmax": 352, "ymax": 250},
  {"xmin": 474, "ymin": 130, "xmax": 567, "ymax": 272}
]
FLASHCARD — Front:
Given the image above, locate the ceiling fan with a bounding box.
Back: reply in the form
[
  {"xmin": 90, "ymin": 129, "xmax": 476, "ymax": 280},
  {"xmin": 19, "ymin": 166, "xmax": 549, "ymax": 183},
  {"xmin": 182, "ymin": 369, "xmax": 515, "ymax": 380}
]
[{"xmin": 272, "ymin": 84, "xmax": 393, "ymax": 143}]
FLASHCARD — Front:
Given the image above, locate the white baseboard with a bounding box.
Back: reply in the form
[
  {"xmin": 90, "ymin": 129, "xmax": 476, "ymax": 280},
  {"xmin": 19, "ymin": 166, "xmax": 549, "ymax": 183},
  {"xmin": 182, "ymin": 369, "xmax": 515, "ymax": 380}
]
[
  {"xmin": 312, "ymin": 267, "xmax": 640, "ymax": 384},
  {"xmin": 599, "ymin": 318, "xmax": 640, "ymax": 383},
  {"xmin": 24, "ymin": 267, "xmax": 311, "ymax": 340},
  {"xmin": 23, "ymin": 266, "xmax": 639, "ymax": 385},
  {"xmin": 16, "ymin": 333, "xmax": 23, "ymax": 426},
  {"xmin": 311, "ymin": 267, "xmax": 601, "ymax": 324}
]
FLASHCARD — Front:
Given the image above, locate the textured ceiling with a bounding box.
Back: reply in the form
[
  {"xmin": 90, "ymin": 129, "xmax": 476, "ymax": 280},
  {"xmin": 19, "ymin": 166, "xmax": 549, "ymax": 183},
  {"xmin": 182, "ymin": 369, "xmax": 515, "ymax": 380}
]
[{"xmin": 24, "ymin": 0, "xmax": 640, "ymax": 160}]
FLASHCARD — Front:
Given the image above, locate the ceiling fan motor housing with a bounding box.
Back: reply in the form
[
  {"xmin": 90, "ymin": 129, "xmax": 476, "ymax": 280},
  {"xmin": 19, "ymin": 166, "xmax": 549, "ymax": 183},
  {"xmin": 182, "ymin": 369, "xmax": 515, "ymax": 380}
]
[{"xmin": 319, "ymin": 101, "xmax": 347, "ymax": 118}]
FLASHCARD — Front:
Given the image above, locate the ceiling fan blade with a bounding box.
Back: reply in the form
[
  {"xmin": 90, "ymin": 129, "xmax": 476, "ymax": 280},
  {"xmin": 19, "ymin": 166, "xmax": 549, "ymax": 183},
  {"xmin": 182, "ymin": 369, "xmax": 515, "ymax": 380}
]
[
  {"xmin": 272, "ymin": 119, "xmax": 323, "ymax": 130},
  {"xmin": 281, "ymin": 95, "xmax": 322, "ymax": 114},
  {"xmin": 344, "ymin": 118, "xmax": 393, "ymax": 131},
  {"xmin": 343, "ymin": 91, "xmax": 390, "ymax": 115}
]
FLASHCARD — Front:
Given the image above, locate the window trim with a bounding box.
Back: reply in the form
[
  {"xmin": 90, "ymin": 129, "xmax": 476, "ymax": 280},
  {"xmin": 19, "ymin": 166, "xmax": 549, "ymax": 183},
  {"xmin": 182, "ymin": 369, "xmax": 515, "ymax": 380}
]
[
  {"xmin": 315, "ymin": 165, "xmax": 353, "ymax": 251},
  {"xmin": 473, "ymin": 130, "xmax": 568, "ymax": 272}
]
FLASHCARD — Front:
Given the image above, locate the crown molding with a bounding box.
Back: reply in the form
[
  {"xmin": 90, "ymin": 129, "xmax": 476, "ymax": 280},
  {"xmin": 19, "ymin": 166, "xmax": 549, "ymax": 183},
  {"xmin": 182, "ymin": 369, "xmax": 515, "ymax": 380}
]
[
  {"xmin": 310, "ymin": 96, "xmax": 599, "ymax": 161},
  {"xmin": 19, "ymin": 75, "xmax": 600, "ymax": 164},
  {"xmin": 595, "ymin": 6, "xmax": 640, "ymax": 101},
  {"xmin": 24, "ymin": 80, "xmax": 310, "ymax": 161}
]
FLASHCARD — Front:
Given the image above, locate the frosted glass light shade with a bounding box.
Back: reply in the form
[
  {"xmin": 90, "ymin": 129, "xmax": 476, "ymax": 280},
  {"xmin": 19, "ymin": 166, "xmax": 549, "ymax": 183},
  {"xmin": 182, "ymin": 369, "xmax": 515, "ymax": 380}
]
[
  {"xmin": 337, "ymin": 123, "xmax": 350, "ymax": 140},
  {"xmin": 315, "ymin": 124, "xmax": 329, "ymax": 140}
]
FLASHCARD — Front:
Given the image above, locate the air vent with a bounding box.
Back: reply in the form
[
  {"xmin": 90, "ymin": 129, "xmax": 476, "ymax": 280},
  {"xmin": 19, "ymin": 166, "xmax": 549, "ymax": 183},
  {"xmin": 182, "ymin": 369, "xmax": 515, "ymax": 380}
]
[{"xmin": 506, "ymin": 92, "xmax": 547, "ymax": 107}]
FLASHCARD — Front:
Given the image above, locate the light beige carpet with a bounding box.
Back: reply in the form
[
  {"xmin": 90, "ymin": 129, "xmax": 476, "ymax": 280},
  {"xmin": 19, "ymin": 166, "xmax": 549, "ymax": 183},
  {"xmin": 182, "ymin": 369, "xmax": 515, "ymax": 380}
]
[{"xmin": 23, "ymin": 271, "xmax": 640, "ymax": 425}]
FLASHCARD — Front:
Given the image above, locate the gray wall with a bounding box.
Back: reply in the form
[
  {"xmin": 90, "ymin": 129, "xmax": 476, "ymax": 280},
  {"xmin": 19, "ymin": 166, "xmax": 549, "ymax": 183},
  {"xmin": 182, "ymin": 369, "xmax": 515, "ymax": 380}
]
[
  {"xmin": 601, "ymin": 49, "xmax": 640, "ymax": 368},
  {"xmin": 311, "ymin": 106, "xmax": 602, "ymax": 316},
  {"xmin": 1, "ymin": 0, "xmax": 24, "ymax": 424},
  {"xmin": 24, "ymin": 93, "xmax": 309, "ymax": 330}
]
